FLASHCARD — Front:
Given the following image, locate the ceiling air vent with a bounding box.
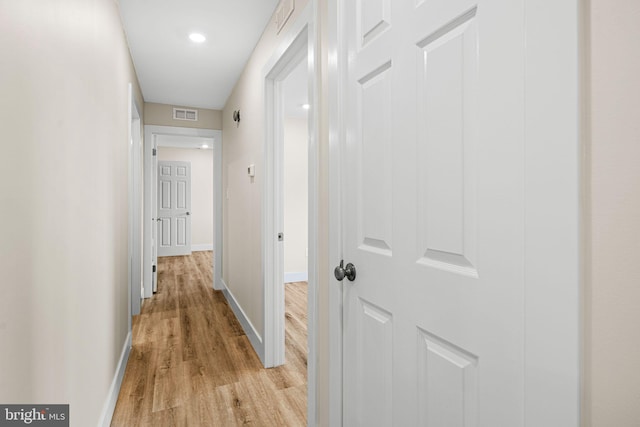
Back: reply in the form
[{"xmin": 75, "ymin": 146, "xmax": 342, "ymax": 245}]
[{"xmin": 173, "ymin": 107, "xmax": 198, "ymax": 121}]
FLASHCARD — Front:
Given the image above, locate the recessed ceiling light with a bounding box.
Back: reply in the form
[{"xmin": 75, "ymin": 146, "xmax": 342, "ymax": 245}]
[
  {"xmin": 302, "ymin": 104, "xmax": 310, "ymax": 110},
  {"xmin": 189, "ymin": 33, "xmax": 206, "ymax": 43},
  {"xmin": 201, "ymin": 143, "xmax": 209, "ymax": 149}
]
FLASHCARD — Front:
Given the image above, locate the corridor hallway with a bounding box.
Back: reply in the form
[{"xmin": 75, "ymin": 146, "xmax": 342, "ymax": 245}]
[{"xmin": 111, "ymin": 252, "xmax": 307, "ymax": 426}]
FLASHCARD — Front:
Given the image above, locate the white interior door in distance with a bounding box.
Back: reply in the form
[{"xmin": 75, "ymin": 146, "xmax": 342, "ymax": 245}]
[{"xmin": 157, "ymin": 161, "xmax": 192, "ymax": 257}]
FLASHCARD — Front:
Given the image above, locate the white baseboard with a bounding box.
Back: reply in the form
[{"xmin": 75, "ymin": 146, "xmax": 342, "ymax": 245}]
[
  {"xmin": 220, "ymin": 279, "xmax": 265, "ymax": 364},
  {"xmin": 191, "ymin": 244, "xmax": 213, "ymax": 252},
  {"xmin": 97, "ymin": 331, "xmax": 131, "ymax": 427},
  {"xmin": 284, "ymin": 271, "xmax": 308, "ymax": 283}
]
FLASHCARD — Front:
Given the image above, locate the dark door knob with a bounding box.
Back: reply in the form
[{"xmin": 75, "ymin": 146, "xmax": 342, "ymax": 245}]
[{"xmin": 334, "ymin": 260, "xmax": 356, "ymax": 282}]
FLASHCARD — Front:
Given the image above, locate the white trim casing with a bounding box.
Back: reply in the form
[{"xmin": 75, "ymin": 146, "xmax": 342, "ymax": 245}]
[
  {"xmin": 97, "ymin": 332, "xmax": 132, "ymax": 427},
  {"xmin": 143, "ymin": 125, "xmax": 224, "ymax": 298},
  {"xmin": 263, "ymin": 27, "xmax": 308, "ymax": 370},
  {"xmin": 128, "ymin": 84, "xmax": 133, "ymax": 326},
  {"xmin": 327, "ymin": 0, "xmax": 344, "ymax": 424},
  {"xmin": 524, "ymin": 0, "xmax": 581, "ymax": 424},
  {"xmin": 306, "ymin": 3, "xmax": 320, "ymax": 423},
  {"xmin": 262, "ymin": 3, "xmax": 319, "ymax": 424},
  {"xmin": 262, "ymin": 5, "xmax": 312, "ymax": 367},
  {"xmin": 212, "ymin": 130, "xmax": 223, "ymax": 291},
  {"xmin": 128, "ymin": 84, "xmax": 143, "ymax": 321}
]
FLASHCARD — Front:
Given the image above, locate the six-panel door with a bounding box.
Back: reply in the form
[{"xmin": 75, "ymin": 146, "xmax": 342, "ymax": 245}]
[
  {"xmin": 342, "ymin": 0, "xmax": 528, "ymax": 425},
  {"xmin": 157, "ymin": 161, "xmax": 192, "ymax": 257}
]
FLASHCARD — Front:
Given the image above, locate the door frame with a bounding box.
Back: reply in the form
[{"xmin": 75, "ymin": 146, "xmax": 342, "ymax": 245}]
[
  {"xmin": 128, "ymin": 84, "xmax": 143, "ymax": 324},
  {"xmin": 143, "ymin": 125, "xmax": 223, "ymax": 298},
  {"xmin": 262, "ymin": 2, "xmax": 319, "ymax": 423},
  {"xmin": 326, "ymin": 0, "xmax": 581, "ymax": 425},
  {"xmin": 326, "ymin": 1, "xmax": 344, "ymax": 424}
]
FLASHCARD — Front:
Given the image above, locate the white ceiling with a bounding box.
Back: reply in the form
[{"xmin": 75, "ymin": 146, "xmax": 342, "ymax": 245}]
[{"xmin": 118, "ymin": 0, "xmax": 280, "ymax": 110}]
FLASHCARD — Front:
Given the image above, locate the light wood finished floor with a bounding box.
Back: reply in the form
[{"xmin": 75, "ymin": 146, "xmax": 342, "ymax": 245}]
[{"xmin": 111, "ymin": 251, "xmax": 307, "ymax": 426}]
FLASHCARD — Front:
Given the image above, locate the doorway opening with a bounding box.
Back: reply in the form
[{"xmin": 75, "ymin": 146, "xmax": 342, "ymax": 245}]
[
  {"xmin": 128, "ymin": 84, "xmax": 143, "ymax": 323},
  {"xmin": 281, "ymin": 54, "xmax": 310, "ymax": 417},
  {"xmin": 262, "ymin": 4, "xmax": 318, "ymax": 423},
  {"xmin": 282, "ymin": 58, "xmax": 309, "ymax": 287},
  {"xmin": 143, "ymin": 126, "xmax": 223, "ymax": 298}
]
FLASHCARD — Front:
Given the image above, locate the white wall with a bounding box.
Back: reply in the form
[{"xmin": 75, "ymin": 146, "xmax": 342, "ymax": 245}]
[
  {"xmin": 284, "ymin": 118, "xmax": 309, "ymax": 278},
  {"xmin": 585, "ymin": 0, "xmax": 640, "ymax": 425},
  {"xmin": 157, "ymin": 147, "xmax": 214, "ymax": 248},
  {"xmin": 0, "ymin": 0, "xmax": 143, "ymax": 425},
  {"xmin": 144, "ymin": 102, "xmax": 222, "ymax": 130},
  {"xmin": 221, "ymin": 0, "xmax": 310, "ymax": 340}
]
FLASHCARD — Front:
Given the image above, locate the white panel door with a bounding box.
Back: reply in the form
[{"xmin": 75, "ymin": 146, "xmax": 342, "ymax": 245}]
[
  {"xmin": 157, "ymin": 161, "xmax": 192, "ymax": 257},
  {"xmin": 340, "ymin": 0, "xmax": 576, "ymax": 426}
]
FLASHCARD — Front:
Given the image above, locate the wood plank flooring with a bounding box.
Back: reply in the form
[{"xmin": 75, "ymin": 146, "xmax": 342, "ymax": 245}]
[{"xmin": 111, "ymin": 251, "xmax": 307, "ymax": 426}]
